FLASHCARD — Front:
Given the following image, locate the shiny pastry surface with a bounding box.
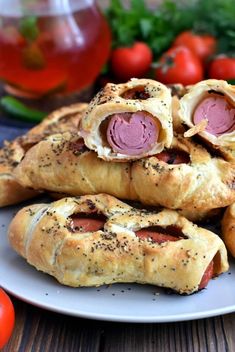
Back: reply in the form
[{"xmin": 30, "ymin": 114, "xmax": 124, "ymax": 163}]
[
  {"xmin": 8, "ymin": 194, "xmax": 228, "ymax": 294},
  {"xmin": 14, "ymin": 132, "xmax": 235, "ymax": 222}
]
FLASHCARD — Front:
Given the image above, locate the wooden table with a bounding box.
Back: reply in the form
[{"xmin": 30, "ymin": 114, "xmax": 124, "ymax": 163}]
[{"xmin": 2, "ymin": 298, "xmax": 235, "ymax": 352}]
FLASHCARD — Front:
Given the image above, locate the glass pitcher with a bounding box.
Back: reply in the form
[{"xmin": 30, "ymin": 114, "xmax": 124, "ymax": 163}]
[{"xmin": 0, "ymin": 0, "xmax": 111, "ymax": 98}]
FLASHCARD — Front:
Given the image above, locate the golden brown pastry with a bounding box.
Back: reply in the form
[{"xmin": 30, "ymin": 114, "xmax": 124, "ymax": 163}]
[
  {"xmin": 166, "ymin": 84, "xmax": 190, "ymax": 134},
  {"xmin": 0, "ymin": 103, "xmax": 87, "ymax": 207},
  {"xmin": 131, "ymin": 134, "xmax": 235, "ymax": 220},
  {"xmin": 221, "ymin": 202, "xmax": 235, "ymax": 257},
  {"xmin": 80, "ymin": 78, "xmax": 173, "ymax": 161},
  {"xmin": 13, "ymin": 131, "xmax": 137, "ymax": 200},
  {"xmin": 8, "ymin": 194, "xmax": 228, "ymax": 294},
  {"xmin": 179, "ymin": 79, "xmax": 235, "ymax": 155},
  {"xmin": 167, "ymin": 83, "xmax": 188, "ymax": 99},
  {"xmin": 0, "ymin": 139, "xmax": 37, "ymax": 207},
  {"xmin": 14, "ymin": 132, "xmax": 235, "ymax": 221}
]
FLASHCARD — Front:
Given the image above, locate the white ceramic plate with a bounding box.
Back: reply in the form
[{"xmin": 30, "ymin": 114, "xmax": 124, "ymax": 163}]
[{"xmin": 1, "ymin": 201, "xmax": 235, "ymax": 323}]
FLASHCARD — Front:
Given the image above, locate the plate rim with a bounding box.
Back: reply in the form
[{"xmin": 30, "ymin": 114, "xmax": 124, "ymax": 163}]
[{"xmin": 1, "ymin": 203, "xmax": 235, "ymax": 323}]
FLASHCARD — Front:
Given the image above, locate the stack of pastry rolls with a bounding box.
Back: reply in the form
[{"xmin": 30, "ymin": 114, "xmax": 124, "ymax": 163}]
[{"xmin": 5, "ymin": 78, "xmax": 235, "ymax": 294}]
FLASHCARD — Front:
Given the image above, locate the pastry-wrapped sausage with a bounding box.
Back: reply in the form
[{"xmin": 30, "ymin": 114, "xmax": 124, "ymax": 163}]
[
  {"xmin": 13, "ymin": 132, "xmax": 137, "ymax": 201},
  {"xmin": 221, "ymin": 202, "xmax": 235, "ymax": 257},
  {"xmin": 132, "ymin": 134, "xmax": 235, "ymax": 220},
  {"xmin": 0, "ymin": 139, "xmax": 37, "ymax": 207},
  {"xmin": 14, "ymin": 132, "xmax": 235, "ymax": 221},
  {"xmin": 80, "ymin": 78, "xmax": 173, "ymax": 161},
  {"xmin": 0, "ymin": 103, "xmax": 87, "ymax": 207},
  {"xmin": 8, "ymin": 194, "xmax": 228, "ymax": 294},
  {"xmin": 179, "ymin": 79, "xmax": 235, "ymax": 155}
]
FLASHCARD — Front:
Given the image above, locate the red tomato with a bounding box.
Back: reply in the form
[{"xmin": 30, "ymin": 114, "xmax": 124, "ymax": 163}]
[
  {"xmin": 155, "ymin": 46, "xmax": 204, "ymax": 86},
  {"xmin": 110, "ymin": 42, "xmax": 153, "ymax": 81},
  {"xmin": 208, "ymin": 57, "xmax": 235, "ymax": 80},
  {"xmin": 173, "ymin": 31, "xmax": 216, "ymax": 62},
  {"xmin": 0, "ymin": 289, "xmax": 15, "ymax": 349}
]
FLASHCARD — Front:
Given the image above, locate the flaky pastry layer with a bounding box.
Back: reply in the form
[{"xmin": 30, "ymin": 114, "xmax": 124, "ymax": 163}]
[
  {"xmin": 8, "ymin": 194, "xmax": 228, "ymax": 294},
  {"xmin": 0, "ymin": 103, "xmax": 87, "ymax": 207},
  {"xmin": 222, "ymin": 202, "xmax": 235, "ymax": 257},
  {"xmin": 14, "ymin": 132, "xmax": 235, "ymax": 221}
]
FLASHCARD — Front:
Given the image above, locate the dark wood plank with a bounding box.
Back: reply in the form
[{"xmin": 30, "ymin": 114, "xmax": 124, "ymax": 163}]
[
  {"xmin": 102, "ymin": 315, "xmax": 235, "ymax": 352},
  {"xmin": 2, "ymin": 297, "xmax": 103, "ymax": 352},
  {"xmin": 3, "ymin": 295, "xmax": 235, "ymax": 352}
]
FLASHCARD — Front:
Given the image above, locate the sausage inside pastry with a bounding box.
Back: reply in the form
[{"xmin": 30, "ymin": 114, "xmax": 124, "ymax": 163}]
[
  {"xmin": 14, "ymin": 132, "xmax": 138, "ymax": 201},
  {"xmin": 131, "ymin": 135, "xmax": 235, "ymax": 221},
  {"xmin": 221, "ymin": 202, "xmax": 235, "ymax": 257},
  {"xmin": 80, "ymin": 78, "xmax": 173, "ymax": 161},
  {"xmin": 179, "ymin": 79, "xmax": 235, "ymax": 150},
  {"xmin": 8, "ymin": 194, "xmax": 228, "ymax": 294},
  {"xmin": 0, "ymin": 103, "xmax": 87, "ymax": 207},
  {"xmin": 0, "ymin": 139, "xmax": 37, "ymax": 207},
  {"xmin": 14, "ymin": 132, "xmax": 235, "ymax": 222}
]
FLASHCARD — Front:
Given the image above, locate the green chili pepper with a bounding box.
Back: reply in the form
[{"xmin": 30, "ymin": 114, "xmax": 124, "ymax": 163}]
[{"xmin": 0, "ymin": 96, "xmax": 47, "ymax": 122}]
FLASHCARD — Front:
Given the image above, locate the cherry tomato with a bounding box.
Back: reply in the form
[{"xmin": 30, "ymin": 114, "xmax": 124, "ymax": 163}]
[
  {"xmin": 173, "ymin": 31, "xmax": 216, "ymax": 62},
  {"xmin": 0, "ymin": 289, "xmax": 15, "ymax": 349},
  {"xmin": 208, "ymin": 56, "xmax": 235, "ymax": 80},
  {"xmin": 110, "ymin": 42, "xmax": 153, "ymax": 81},
  {"xmin": 155, "ymin": 46, "xmax": 204, "ymax": 86}
]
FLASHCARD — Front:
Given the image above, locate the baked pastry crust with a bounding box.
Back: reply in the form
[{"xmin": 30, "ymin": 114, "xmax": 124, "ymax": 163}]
[
  {"xmin": 14, "ymin": 132, "xmax": 138, "ymax": 200},
  {"xmin": 179, "ymin": 79, "xmax": 235, "ymax": 155},
  {"xmin": 132, "ymin": 134, "xmax": 235, "ymax": 220},
  {"xmin": 221, "ymin": 202, "xmax": 235, "ymax": 257},
  {"xmin": 14, "ymin": 132, "xmax": 235, "ymax": 221},
  {"xmin": 8, "ymin": 194, "xmax": 228, "ymax": 294},
  {"xmin": 0, "ymin": 103, "xmax": 87, "ymax": 207},
  {"xmin": 167, "ymin": 84, "xmax": 191, "ymax": 134},
  {"xmin": 0, "ymin": 139, "xmax": 37, "ymax": 207},
  {"xmin": 80, "ymin": 78, "xmax": 173, "ymax": 161}
]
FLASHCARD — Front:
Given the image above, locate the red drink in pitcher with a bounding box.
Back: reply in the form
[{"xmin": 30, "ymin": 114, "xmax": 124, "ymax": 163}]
[{"xmin": 0, "ymin": 0, "xmax": 111, "ymax": 97}]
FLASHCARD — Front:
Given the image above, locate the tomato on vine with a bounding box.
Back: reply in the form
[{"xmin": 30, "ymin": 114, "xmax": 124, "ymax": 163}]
[
  {"xmin": 172, "ymin": 31, "xmax": 216, "ymax": 62},
  {"xmin": 208, "ymin": 56, "xmax": 235, "ymax": 81},
  {"xmin": 155, "ymin": 46, "xmax": 204, "ymax": 86},
  {"xmin": 110, "ymin": 42, "xmax": 153, "ymax": 81}
]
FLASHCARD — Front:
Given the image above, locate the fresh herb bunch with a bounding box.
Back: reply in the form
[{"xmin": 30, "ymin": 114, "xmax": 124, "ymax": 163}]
[{"xmin": 105, "ymin": 0, "xmax": 235, "ymax": 58}]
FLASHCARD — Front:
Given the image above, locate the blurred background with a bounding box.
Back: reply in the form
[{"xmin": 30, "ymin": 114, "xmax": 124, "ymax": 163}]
[{"xmin": 0, "ymin": 0, "xmax": 234, "ymax": 128}]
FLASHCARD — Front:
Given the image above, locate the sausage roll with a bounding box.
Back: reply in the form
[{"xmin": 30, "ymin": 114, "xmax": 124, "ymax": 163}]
[
  {"xmin": 8, "ymin": 194, "xmax": 228, "ymax": 295},
  {"xmin": 80, "ymin": 78, "xmax": 173, "ymax": 161},
  {"xmin": 131, "ymin": 134, "xmax": 235, "ymax": 220},
  {"xmin": 0, "ymin": 139, "xmax": 37, "ymax": 207},
  {"xmin": 14, "ymin": 132, "xmax": 235, "ymax": 222},
  {"xmin": 0, "ymin": 103, "xmax": 87, "ymax": 207},
  {"xmin": 179, "ymin": 79, "xmax": 235, "ymax": 153},
  {"xmin": 13, "ymin": 132, "xmax": 138, "ymax": 201},
  {"xmin": 221, "ymin": 202, "xmax": 235, "ymax": 257}
]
